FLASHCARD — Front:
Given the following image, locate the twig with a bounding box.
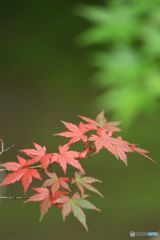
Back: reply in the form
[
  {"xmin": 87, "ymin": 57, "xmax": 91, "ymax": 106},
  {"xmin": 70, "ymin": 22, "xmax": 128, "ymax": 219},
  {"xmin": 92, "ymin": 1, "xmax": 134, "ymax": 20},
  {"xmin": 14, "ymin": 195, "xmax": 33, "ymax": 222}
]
[
  {"xmin": 0, "ymin": 139, "xmax": 4, "ymax": 155},
  {"xmin": 0, "ymin": 138, "xmax": 15, "ymax": 156},
  {"xmin": 0, "ymin": 196, "xmax": 28, "ymax": 200},
  {"xmin": 2, "ymin": 144, "xmax": 15, "ymax": 154}
]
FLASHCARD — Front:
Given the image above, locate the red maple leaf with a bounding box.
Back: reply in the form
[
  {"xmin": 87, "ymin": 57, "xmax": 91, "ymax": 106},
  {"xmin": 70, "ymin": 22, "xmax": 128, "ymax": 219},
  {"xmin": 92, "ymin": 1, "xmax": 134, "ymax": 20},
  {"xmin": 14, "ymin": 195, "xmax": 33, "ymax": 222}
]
[
  {"xmin": 0, "ymin": 156, "xmax": 41, "ymax": 192},
  {"xmin": 26, "ymin": 188, "xmax": 68, "ymax": 220},
  {"xmin": 111, "ymin": 136, "xmax": 131, "ymax": 165},
  {"xmin": 21, "ymin": 143, "xmax": 53, "ymax": 169},
  {"xmin": 55, "ymin": 121, "xmax": 88, "ymax": 144},
  {"xmin": 42, "ymin": 172, "xmax": 70, "ymax": 196},
  {"xmin": 89, "ymin": 129, "xmax": 116, "ymax": 154},
  {"xmin": 89, "ymin": 130, "xmax": 132, "ymax": 164},
  {"xmin": 0, "ymin": 112, "xmax": 153, "ymax": 231},
  {"xmin": 51, "ymin": 144, "xmax": 84, "ymax": 174},
  {"xmin": 130, "ymin": 144, "xmax": 153, "ymax": 161},
  {"xmin": 26, "ymin": 187, "xmax": 51, "ymax": 220},
  {"xmin": 79, "ymin": 111, "xmax": 120, "ymax": 133}
]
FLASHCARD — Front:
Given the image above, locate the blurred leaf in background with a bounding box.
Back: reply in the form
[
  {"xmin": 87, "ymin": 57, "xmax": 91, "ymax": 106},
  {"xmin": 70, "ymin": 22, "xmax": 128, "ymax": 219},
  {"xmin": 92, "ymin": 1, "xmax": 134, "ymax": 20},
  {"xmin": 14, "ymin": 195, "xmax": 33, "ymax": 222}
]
[{"xmin": 76, "ymin": 0, "xmax": 160, "ymax": 125}]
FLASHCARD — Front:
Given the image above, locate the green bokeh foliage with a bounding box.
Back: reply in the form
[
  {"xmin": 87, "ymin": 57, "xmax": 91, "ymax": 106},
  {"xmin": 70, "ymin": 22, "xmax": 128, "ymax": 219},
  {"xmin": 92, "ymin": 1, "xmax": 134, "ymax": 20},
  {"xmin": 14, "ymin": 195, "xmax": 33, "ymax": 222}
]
[{"xmin": 76, "ymin": 0, "xmax": 160, "ymax": 124}]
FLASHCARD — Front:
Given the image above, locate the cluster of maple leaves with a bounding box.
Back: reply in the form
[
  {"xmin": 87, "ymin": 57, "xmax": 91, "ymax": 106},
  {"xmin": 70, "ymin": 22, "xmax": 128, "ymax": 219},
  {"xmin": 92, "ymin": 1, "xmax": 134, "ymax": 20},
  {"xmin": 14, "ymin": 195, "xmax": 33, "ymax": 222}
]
[{"xmin": 0, "ymin": 112, "xmax": 152, "ymax": 230}]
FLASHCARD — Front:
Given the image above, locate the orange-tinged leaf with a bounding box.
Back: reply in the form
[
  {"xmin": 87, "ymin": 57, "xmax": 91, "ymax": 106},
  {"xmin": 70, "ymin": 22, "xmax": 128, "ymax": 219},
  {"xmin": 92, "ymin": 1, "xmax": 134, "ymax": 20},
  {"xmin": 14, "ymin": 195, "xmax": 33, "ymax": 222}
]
[
  {"xmin": 39, "ymin": 197, "xmax": 52, "ymax": 221},
  {"xmin": 62, "ymin": 202, "xmax": 72, "ymax": 220},
  {"xmin": 42, "ymin": 172, "xmax": 70, "ymax": 196},
  {"xmin": 79, "ymin": 111, "xmax": 120, "ymax": 133},
  {"xmin": 26, "ymin": 187, "xmax": 51, "ymax": 220}
]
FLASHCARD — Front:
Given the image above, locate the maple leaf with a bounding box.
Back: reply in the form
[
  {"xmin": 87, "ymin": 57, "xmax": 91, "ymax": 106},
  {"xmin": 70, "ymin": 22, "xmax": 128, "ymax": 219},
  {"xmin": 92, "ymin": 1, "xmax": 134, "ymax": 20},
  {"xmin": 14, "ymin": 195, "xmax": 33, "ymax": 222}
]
[
  {"xmin": 42, "ymin": 172, "xmax": 70, "ymax": 196},
  {"xmin": 26, "ymin": 188, "xmax": 68, "ymax": 220},
  {"xmin": 55, "ymin": 121, "xmax": 88, "ymax": 144},
  {"xmin": 26, "ymin": 187, "xmax": 51, "ymax": 220},
  {"xmin": 72, "ymin": 172, "xmax": 103, "ymax": 197},
  {"xmin": 79, "ymin": 111, "xmax": 120, "ymax": 133},
  {"xmin": 89, "ymin": 130, "xmax": 132, "ymax": 164},
  {"xmin": 21, "ymin": 143, "xmax": 53, "ymax": 169},
  {"xmin": 53, "ymin": 192, "xmax": 100, "ymax": 231},
  {"xmin": 0, "ymin": 156, "xmax": 41, "ymax": 192},
  {"xmin": 111, "ymin": 136, "xmax": 131, "ymax": 165},
  {"xmin": 51, "ymin": 144, "xmax": 84, "ymax": 174},
  {"xmin": 89, "ymin": 129, "xmax": 116, "ymax": 153},
  {"xmin": 129, "ymin": 144, "xmax": 153, "ymax": 161}
]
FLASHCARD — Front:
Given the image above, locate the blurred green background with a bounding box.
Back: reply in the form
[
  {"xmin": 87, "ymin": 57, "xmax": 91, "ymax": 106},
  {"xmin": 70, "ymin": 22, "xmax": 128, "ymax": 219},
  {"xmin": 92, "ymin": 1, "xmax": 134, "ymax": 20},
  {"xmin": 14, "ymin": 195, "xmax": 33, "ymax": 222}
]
[
  {"xmin": 0, "ymin": 0, "xmax": 160, "ymax": 240},
  {"xmin": 77, "ymin": 0, "xmax": 160, "ymax": 125}
]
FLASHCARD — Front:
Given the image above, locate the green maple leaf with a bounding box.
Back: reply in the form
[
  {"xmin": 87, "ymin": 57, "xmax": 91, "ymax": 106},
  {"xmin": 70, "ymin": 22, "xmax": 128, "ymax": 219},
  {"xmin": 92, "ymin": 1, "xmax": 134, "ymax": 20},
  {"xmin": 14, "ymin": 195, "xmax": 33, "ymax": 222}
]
[
  {"xmin": 54, "ymin": 193, "xmax": 100, "ymax": 231},
  {"xmin": 72, "ymin": 172, "xmax": 103, "ymax": 198}
]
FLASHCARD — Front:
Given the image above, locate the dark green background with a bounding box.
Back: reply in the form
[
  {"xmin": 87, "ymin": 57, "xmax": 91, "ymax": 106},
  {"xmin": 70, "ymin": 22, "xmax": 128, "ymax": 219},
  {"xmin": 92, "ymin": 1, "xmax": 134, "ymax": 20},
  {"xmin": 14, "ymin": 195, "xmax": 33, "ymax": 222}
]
[{"xmin": 0, "ymin": 1, "xmax": 160, "ymax": 240}]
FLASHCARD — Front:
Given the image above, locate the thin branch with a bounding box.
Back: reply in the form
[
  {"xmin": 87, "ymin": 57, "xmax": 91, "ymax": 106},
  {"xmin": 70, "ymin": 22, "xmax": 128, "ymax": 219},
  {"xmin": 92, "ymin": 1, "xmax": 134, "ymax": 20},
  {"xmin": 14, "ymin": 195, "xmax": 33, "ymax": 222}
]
[
  {"xmin": 0, "ymin": 196, "xmax": 28, "ymax": 200},
  {"xmin": 0, "ymin": 138, "xmax": 4, "ymax": 155},
  {"xmin": 2, "ymin": 144, "xmax": 15, "ymax": 154},
  {"xmin": 0, "ymin": 138, "xmax": 15, "ymax": 156},
  {"xmin": 0, "ymin": 168, "xmax": 8, "ymax": 172}
]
